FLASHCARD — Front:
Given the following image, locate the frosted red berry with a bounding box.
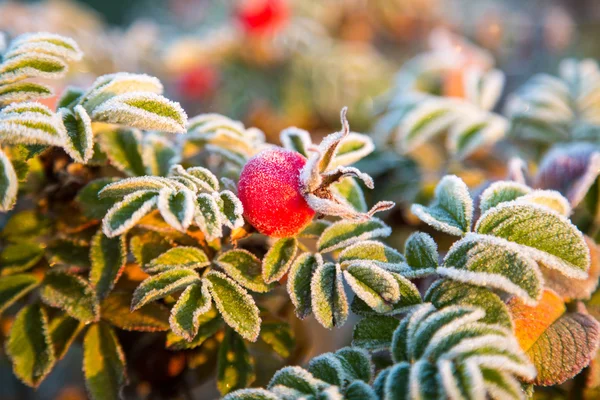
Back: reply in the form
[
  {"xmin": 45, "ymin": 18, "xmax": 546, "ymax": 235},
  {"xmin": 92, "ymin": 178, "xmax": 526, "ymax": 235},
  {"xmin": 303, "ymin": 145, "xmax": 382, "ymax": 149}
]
[
  {"xmin": 236, "ymin": 0, "xmax": 289, "ymax": 37},
  {"xmin": 238, "ymin": 148, "xmax": 315, "ymax": 237}
]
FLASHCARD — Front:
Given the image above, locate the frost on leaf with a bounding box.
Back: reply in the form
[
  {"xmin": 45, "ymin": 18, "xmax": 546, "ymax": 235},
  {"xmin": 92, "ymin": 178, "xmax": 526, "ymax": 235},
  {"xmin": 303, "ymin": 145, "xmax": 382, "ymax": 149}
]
[
  {"xmin": 343, "ymin": 262, "xmax": 400, "ymax": 313},
  {"xmin": 411, "ymin": 175, "xmax": 473, "ymax": 236},
  {"xmin": 0, "ymin": 102, "xmax": 66, "ymax": 147},
  {"xmin": 169, "ymin": 282, "xmax": 212, "ymax": 341},
  {"xmin": 102, "ymin": 191, "xmax": 158, "ymax": 237},
  {"xmin": 131, "ymin": 268, "xmax": 200, "ymax": 310},
  {"xmin": 216, "ymin": 249, "xmax": 273, "ymax": 293},
  {"xmin": 403, "ymin": 232, "xmax": 438, "ymax": 277},
  {"xmin": 157, "ymin": 188, "xmax": 195, "ymax": 232},
  {"xmin": 98, "ymin": 128, "xmax": 146, "ymax": 176},
  {"xmin": 0, "ymin": 274, "xmax": 40, "ymax": 315},
  {"xmin": 0, "ymin": 149, "xmax": 18, "ymax": 211},
  {"xmin": 89, "ymin": 230, "xmax": 126, "ymax": 300},
  {"xmin": 311, "ymin": 263, "xmax": 348, "ymax": 329},
  {"xmin": 60, "ymin": 105, "xmax": 94, "ymax": 163},
  {"xmin": 508, "ymin": 290, "xmax": 600, "ymax": 385},
  {"xmin": 205, "ymin": 270, "xmax": 261, "ymax": 342},
  {"xmin": 317, "ymin": 218, "xmax": 391, "ymax": 253},
  {"xmin": 91, "ymin": 92, "xmax": 188, "ymax": 133},
  {"xmin": 377, "ymin": 303, "xmax": 535, "ymax": 400},
  {"xmin": 339, "ymin": 240, "xmax": 405, "ymax": 269},
  {"xmin": 145, "ymin": 246, "xmax": 209, "ymax": 274},
  {"xmin": 262, "ymin": 237, "xmax": 297, "ymax": 284},
  {"xmin": 287, "ymin": 252, "xmax": 322, "ymax": 319},
  {"xmin": 40, "ymin": 271, "xmax": 100, "ymax": 323},
  {"xmin": 478, "ymin": 181, "xmax": 531, "ymax": 214},
  {"xmin": 195, "ymin": 193, "xmax": 223, "ymax": 240},
  {"xmin": 280, "ymin": 127, "xmax": 311, "ymax": 157}
]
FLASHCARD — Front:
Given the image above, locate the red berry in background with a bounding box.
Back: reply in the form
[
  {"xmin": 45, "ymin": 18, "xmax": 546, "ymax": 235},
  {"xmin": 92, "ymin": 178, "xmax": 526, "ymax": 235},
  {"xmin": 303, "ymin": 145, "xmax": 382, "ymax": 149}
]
[
  {"xmin": 236, "ymin": 0, "xmax": 289, "ymax": 37},
  {"xmin": 176, "ymin": 65, "xmax": 219, "ymax": 101},
  {"xmin": 238, "ymin": 148, "xmax": 315, "ymax": 238}
]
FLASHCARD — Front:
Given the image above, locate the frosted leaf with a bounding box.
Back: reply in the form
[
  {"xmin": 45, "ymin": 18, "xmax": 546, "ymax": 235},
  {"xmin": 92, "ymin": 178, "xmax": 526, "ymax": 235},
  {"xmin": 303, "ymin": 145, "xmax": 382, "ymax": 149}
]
[
  {"xmin": 383, "ymin": 362, "xmax": 411, "ymax": 400},
  {"xmin": 515, "ymin": 190, "xmax": 571, "ymax": 216},
  {"xmin": 40, "ymin": 271, "xmax": 99, "ymax": 323},
  {"xmin": 102, "ymin": 191, "xmax": 158, "ymax": 237},
  {"xmin": 441, "ymin": 233, "xmax": 543, "ymax": 305},
  {"xmin": 222, "ymin": 389, "xmax": 280, "ymax": 400},
  {"xmin": 218, "ymin": 190, "xmax": 244, "ymax": 229},
  {"xmin": 145, "ymin": 247, "xmax": 209, "ymax": 274},
  {"xmin": 317, "ymin": 218, "xmax": 391, "ymax": 253},
  {"xmin": 215, "ymin": 249, "xmax": 273, "ymax": 293},
  {"xmin": 280, "ymin": 127, "xmax": 312, "ymax": 157},
  {"xmin": 169, "ymin": 282, "xmax": 212, "ymax": 341},
  {"xmin": 268, "ymin": 366, "xmax": 326, "ymax": 395},
  {"xmin": 0, "ymin": 105, "xmax": 66, "ymax": 147},
  {"xmin": 4, "ymin": 32, "xmax": 82, "ymax": 62},
  {"xmin": 195, "ymin": 193, "xmax": 223, "ymax": 240},
  {"xmin": 343, "ymin": 262, "xmax": 400, "ymax": 313},
  {"xmin": 99, "ymin": 176, "xmax": 178, "ymax": 198},
  {"xmin": 464, "ymin": 68, "xmax": 505, "ymax": 111},
  {"xmin": 300, "ymin": 220, "xmax": 332, "ymax": 238},
  {"xmin": 287, "ymin": 252, "xmax": 322, "ymax": 319},
  {"xmin": 205, "ymin": 270, "xmax": 261, "ymax": 342},
  {"xmin": 91, "ymin": 92, "xmax": 187, "ymax": 133},
  {"xmin": 0, "ymin": 149, "xmax": 18, "ymax": 211},
  {"xmin": 0, "ymin": 81, "xmax": 53, "ymax": 103},
  {"xmin": 131, "ymin": 268, "xmax": 200, "ymax": 310},
  {"xmin": 80, "ymin": 73, "xmax": 163, "ymax": 113},
  {"xmin": 0, "ymin": 53, "xmax": 67, "ymax": 84},
  {"xmin": 478, "ymin": 181, "xmax": 531, "ymax": 214},
  {"xmin": 476, "ymin": 201, "xmax": 589, "ymax": 279},
  {"xmin": 330, "ymin": 132, "xmax": 375, "ymax": 168},
  {"xmin": 345, "ymin": 381, "xmax": 378, "ymax": 400},
  {"xmin": 142, "ymin": 134, "xmax": 178, "ymax": 177},
  {"xmin": 311, "ymin": 263, "xmax": 348, "ymax": 329},
  {"xmin": 446, "ymin": 113, "xmax": 508, "ymax": 160},
  {"xmin": 411, "ymin": 175, "xmax": 473, "ymax": 236},
  {"xmin": 351, "ymin": 272, "xmax": 422, "ymax": 317},
  {"xmin": 89, "ymin": 230, "xmax": 126, "ymax": 300},
  {"xmin": 98, "ymin": 128, "xmax": 145, "ymax": 176},
  {"xmin": 57, "ymin": 86, "xmax": 85, "ymax": 109},
  {"xmin": 339, "ymin": 240, "xmax": 406, "ymax": 269},
  {"xmin": 188, "ymin": 113, "xmax": 245, "ymax": 136},
  {"xmin": 169, "ymin": 164, "xmax": 219, "ymax": 193},
  {"xmin": 262, "ymin": 238, "xmax": 297, "ymax": 284},
  {"xmin": 157, "ymin": 188, "xmax": 195, "ymax": 232},
  {"xmin": 331, "ymin": 177, "xmax": 367, "ymax": 213},
  {"xmin": 403, "ymin": 232, "xmax": 438, "ymax": 276},
  {"xmin": 60, "ymin": 105, "xmax": 94, "ymax": 163},
  {"xmin": 308, "ymin": 353, "xmax": 346, "ymax": 387},
  {"xmin": 352, "ymin": 315, "xmax": 400, "ymax": 350}
]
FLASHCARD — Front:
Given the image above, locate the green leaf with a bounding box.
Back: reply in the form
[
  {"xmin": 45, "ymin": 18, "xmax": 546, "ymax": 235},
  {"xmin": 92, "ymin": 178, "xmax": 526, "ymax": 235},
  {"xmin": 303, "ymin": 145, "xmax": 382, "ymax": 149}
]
[
  {"xmin": 345, "ymin": 380, "xmax": 378, "ymax": 400},
  {"xmin": 49, "ymin": 314, "xmax": 84, "ymax": 360},
  {"xmin": 218, "ymin": 190, "xmax": 244, "ymax": 229},
  {"xmin": 352, "ymin": 315, "xmax": 399, "ymax": 350},
  {"xmin": 299, "ymin": 220, "xmax": 331, "ymax": 238},
  {"xmin": 268, "ymin": 366, "xmax": 323, "ymax": 395},
  {"xmin": 0, "ymin": 242, "xmax": 44, "ymax": 275},
  {"xmin": 343, "ymin": 263, "xmax": 400, "ymax": 313},
  {"xmin": 169, "ymin": 282, "xmax": 213, "ymax": 341},
  {"xmin": 424, "ymin": 279, "xmax": 512, "ymax": 329},
  {"xmin": 98, "ymin": 176, "xmax": 175, "ymax": 198},
  {"xmin": 223, "ymin": 389, "xmax": 280, "ymax": 400},
  {"xmin": 317, "ymin": 218, "xmax": 391, "ymax": 253},
  {"xmin": 335, "ymin": 346, "xmax": 373, "ymax": 383},
  {"xmin": 196, "ymin": 193, "xmax": 223, "ymax": 240},
  {"xmin": 331, "ymin": 177, "xmax": 367, "ymax": 212},
  {"xmin": 5, "ymin": 32, "xmax": 82, "ymax": 62},
  {"xmin": 89, "ymin": 230, "xmax": 126, "ymax": 300},
  {"xmin": 46, "ymin": 239, "xmax": 91, "ymax": 269},
  {"xmin": 131, "ymin": 268, "xmax": 200, "ymax": 310},
  {"xmin": 146, "ymin": 246, "xmax": 209, "ymax": 273},
  {"xmin": 171, "ymin": 165, "xmax": 220, "ymax": 192},
  {"xmin": 0, "ymin": 53, "xmax": 67, "ymax": 84},
  {"xmin": 76, "ymin": 178, "xmax": 120, "ymax": 220},
  {"xmin": 0, "ymin": 273, "xmax": 40, "ymax": 315},
  {"xmin": 57, "ymin": 86, "xmax": 85, "ymax": 109},
  {"xmin": 98, "ymin": 128, "xmax": 145, "ymax": 176},
  {"xmin": 165, "ymin": 306, "xmax": 223, "ymax": 350},
  {"xmin": 130, "ymin": 230, "xmax": 174, "ymax": 267},
  {"xmin": 6, "ymin": 303, "xmax": 55, "ymax": 388},
  {"xmin": 205, "ymin": 271, "xmax": 261, "ymax": 342},
  {"xmin": 441, "ymin": 233, "xmax": 543, "ymax": 305},
  {"xmin": 83, "ymin": 323, "xmax": 127, "ymax": 400},
  {"xmin": 311, "ymin": 262, "xmax": 348, "ymax": 329},
  {"xmin": 157, "ymin": 188, "xmax": 195, "ymax": 232},
  {"xmin": 0, "ymin": 81, "xmax": 53, "ymax": 103},
  {"xmin": 0, "ymin": 149, "xmax": 18, "ymax": 211},
  {"xmin": 332, "ymin": 132, "xmax": 375, "ymax": 167},
  {"xmin": 280, "ymin": 127, "xmax": 311, "ymax": 157},
  {"xmin": 339, "ymin": 240, "xmax": 405, "ymax": 269},
  {"xmin": 403, "ymin": 232, "xmax": 438, "ymax": 276},
  {"xmin": 91, "ymin": 92, "xmax": 187, "ymax": 133},
  {"xmin": 287, "ymin": 252, "xmax": 321, "ymax": 319},
  {"xmin": 41, "ymin": 272, "xmax": 100, "ymax": 323},
  {"xmin": 142, "ymin": 134, "xmax": 177, "ymax": 176},
  {"xmin": 60, "ymin": 105, "xmax": 94, "ymax": 163},
  {"xmin": 478, "ymin": 181, "xmax": 531, "ymax": 214},
  {"xmin": 476, "ymin": 201, "xmax": 590, "ymax": 279},
  {"xmin": 102, "ymin": 190, "xmax": 158, "ymax": 237},
  {"xmin": 262, "ymin": 237, "xmax": 297, "ymax": 284},
  {"xmin": 411, "ymin": 175, "xmax": 473, "ymax": 236},
  {"xmin": 101, "ymin": 291, "xmax": 170, "ymax": 332},
  {"xmin": 217, "ymin": 329, "xmax": 256, "ymax": 395},
  {"xmin": 2, "ymin": 210, "xmax": 49, "ymax": 242},
  {"xmin": 260, "ymin": 319, "xmax": 295, "ymax": 358},
  {"xmin": 216, "ymin": 249, "xmax": 273, "ymax": 293},
  {"xmin": 308, "ymin": 353, "xmax": 345, "ymax": 386}
]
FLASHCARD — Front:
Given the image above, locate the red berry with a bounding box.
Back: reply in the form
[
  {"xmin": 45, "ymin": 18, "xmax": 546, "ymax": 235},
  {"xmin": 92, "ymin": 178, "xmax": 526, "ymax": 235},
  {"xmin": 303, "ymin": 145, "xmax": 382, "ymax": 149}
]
[
  {"xmin": 176, "ymin": 66, "xmax": 218, "ymax": 101},
  {"xmin": 236, "ymin": 0, "xmax": 289, "ymax": 37},
  {"xmin": 238, "ymin": 148, "xmax": 315, "ymax": 237}
]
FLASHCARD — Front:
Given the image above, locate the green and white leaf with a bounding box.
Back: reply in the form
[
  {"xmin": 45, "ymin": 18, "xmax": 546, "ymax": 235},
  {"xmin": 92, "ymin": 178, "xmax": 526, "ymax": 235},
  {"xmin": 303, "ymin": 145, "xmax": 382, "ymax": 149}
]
[
  {"xmin": 4, "ymin": 32, "xmax": 82, "ymax": 62},
  {"xmin": 0, "ymin": 53, "xmax": 67, "ymax": 84},
  {"xmin": 339, "ymin": 240, "xmax": 405, "ymax": 269},
  {"xmin": 311, "ymin": 263, "xmax": 348, "ymax": 329},
  {"xmin": 352, "ymin": 315, "xmax": 400, "ymax": 350},
  {"xmin": 216, "ymin": 249, "xmax": 273, "ymax": 293},
  {"xmin": 131, "ymin": 268, "xmax": 200, "ymax": 310},
  {"xmin": 330, "ymin": 132, "xmax": 375, "ymax": 168},
  {"xmin": 146, "ymin": 246, "xmax": 209, "ymax": 273},
  {"xmin": 331, "ymin": 177, "xmax": 367, "ymax": 213},
  {"xmin": 169, "ymin": 282, "xmax": 213, "ymax": 341},
  {"xmin": 0, "ymin": 149, "xmax": 18, "ymax": 211},
  {"xmin": 0, "ymin": 81, "xmax": 53, "ymax": 103},
  {"xmin": 0, "ymin": 103, "xmax": 66, "ymax": 146},
  {"xmin": 262, "ymin": 237, "xmax": 297, "ymax": 284},
  {"xmin": 280, "ymin": 127, "xmax": 312, "ymax": 157},
  {"xmin": 478, "ymin": 181, "xmax": 531, "ymax": 214},
  {"xmin": 218, "ymin": 190, "xmax": 244, "ymax": 229},
  {"xmin": 89, "ymin": 230, "xmax": 126, "ymax": 300},
  {"xmin": 49, "ymin": 314, "xmax": 84, "ymax": 360},
  {"xmin": 287, "ymin": 252, "xmax": 322, "ymax": 319},
  {"xmin": 60, "ymin": 105, "xmax": 94, "ymax": 163},
  {"xmin": 343, "ymin": 262, "xmax": 400, "ymax": 313},
  {"xmin": 157, "ymin": 188, "xmax": 195, "ymax": 232},
  {"xmin": 101, "ymin": 292, "xmax": 169, "ymax": 332},
  {"xmin": 403, "ymin": 232, "xmax": 438, "ymax": 276},
  {"xmin": 102, "ymin": 190, "xmax": 158, "ymax": 237},
  {"xmin": 40, "ymin": 272, "xmax": 100, "ymax": 323},
  {"xmin": 142, "ymin": 134, "xmax": 178, "ymax": 176},
  {"xmin": 317, "ymin": 218, "xmax": 391, "ymax": 253},
  {"xmin": 98, "ymin": 128, "xmax": 145, "ymax": 176},
  {"xmin": 91, "ymin": 92, "xmax": 187, "ymax": 133},
  {"xmin": 411, "ymin": 175, "xmax": 473, "ymax": 236},
  {"xmin": 98, "ymin": 176, "xmax": 179, "ymax": 198},
  {"xmin": 6, "ymin": 303, "xmax": 55, "ymax": 388},
  {"xmin": 195, "ymin": 193, "xmax": 223, "ymax": 240},
  {"xmin": 205, "ymin": 271, "xmax": 261, "ymax": 342}
]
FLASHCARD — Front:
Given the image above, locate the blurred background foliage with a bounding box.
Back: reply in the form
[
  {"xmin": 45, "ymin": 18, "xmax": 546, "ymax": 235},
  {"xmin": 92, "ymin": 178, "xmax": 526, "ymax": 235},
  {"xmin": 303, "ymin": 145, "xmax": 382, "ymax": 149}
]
[{"xmin": 2, "ymin": 0, "xmax": 600, "ymax": 399}]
